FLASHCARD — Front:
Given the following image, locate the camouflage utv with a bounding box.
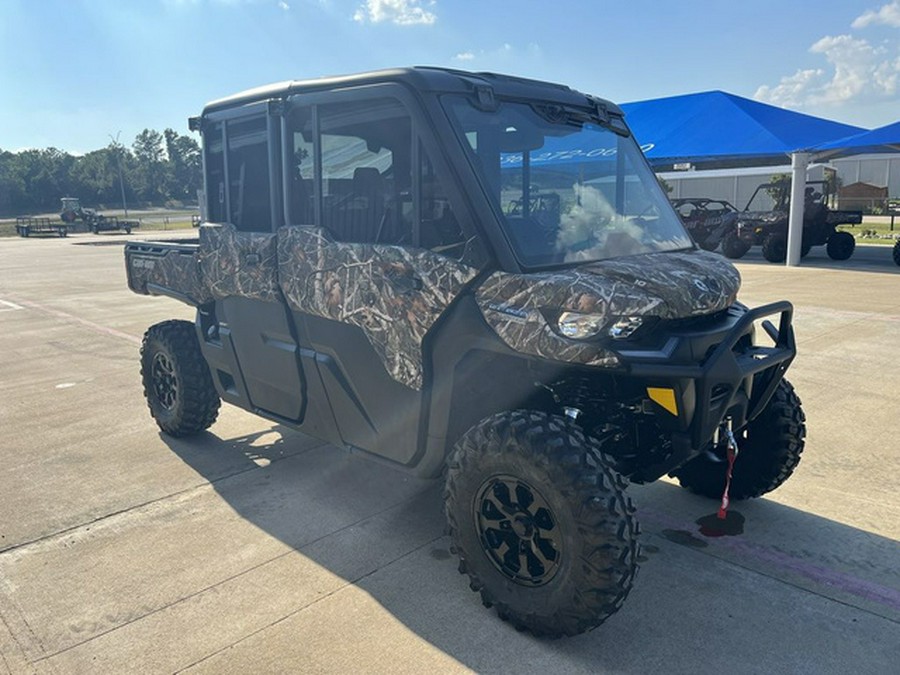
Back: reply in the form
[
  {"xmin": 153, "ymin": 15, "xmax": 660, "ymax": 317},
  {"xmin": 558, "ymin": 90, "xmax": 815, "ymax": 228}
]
[{"xmin": 125, "ymin": 68, "xmax": 805, "ymax": 637}]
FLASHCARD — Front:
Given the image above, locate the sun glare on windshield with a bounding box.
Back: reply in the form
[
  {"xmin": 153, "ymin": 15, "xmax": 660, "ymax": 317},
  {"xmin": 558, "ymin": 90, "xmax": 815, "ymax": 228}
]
[{"xmin": 445, "ymin": 97, "xmax": 692, "ymax": 267}]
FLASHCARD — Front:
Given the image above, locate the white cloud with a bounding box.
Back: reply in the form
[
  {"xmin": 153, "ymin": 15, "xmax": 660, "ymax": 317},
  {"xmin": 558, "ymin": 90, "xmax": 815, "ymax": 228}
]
[
  {"xmin": 754, "ymin": 69, "xmax": 827, "ymax": 107},
  {"xmin": 454, "ymin": 51, "xmax": 475, "ymax": 61},
  {"xmin": 755, "ymin": 11, "xmax": 900, "ymax": 109},
  {"xmin": 353, "ymin": 0, "xmax": 436, "ymax": 25},
  {"xmin": 279, "ymin": 1, "xmax": 290, "ymax": 9},
  {"xmin": 852, "ymin": 1, "xmax": 900, "ymax": 28}
]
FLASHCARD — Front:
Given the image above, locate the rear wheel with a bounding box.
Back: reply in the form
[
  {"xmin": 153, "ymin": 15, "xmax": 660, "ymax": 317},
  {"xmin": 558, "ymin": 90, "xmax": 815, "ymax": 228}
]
[
  {"xmin": 140, "ymin": 320, "xmax": 220, "ymax": 436},
  {"xmin": 673, "ymin": 379, "xmax": 805, "ymax": 500},
  {"xmin": 445, "ymin": 411, "xmax": 640, "ymax": 638},
  {"xmin": 826, "ymin": 231, "xmax": 855, "ymax": 260},
  {"xmin": 722, "ymin": 232, "xmax": 750, "ymax": 259},
  {"xmin": 762, "ymin": 233, "xmax": 787, "ymax": 263}
]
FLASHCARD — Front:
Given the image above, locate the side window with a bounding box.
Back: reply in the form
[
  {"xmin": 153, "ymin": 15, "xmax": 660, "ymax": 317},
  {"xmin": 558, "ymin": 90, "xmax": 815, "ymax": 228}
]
[
  {"xmin": 319, "ymin": 99, "xmax": 412, "ymax": 245},
  {"xmin": 420, "ymin": 146, "xmax": 466, "ymax": 255},
  {"xmin": 205, "ymin": 122, "xmax": 226, "ymax": 223},
  {"xmin": 227, "ymin": 116, "xmax": 272, "ymax": 231},
  {"xmin": 420, "ymin": 143, "xmax": 488, "ymax": 268},
  {"xmin": 288, "ymin": 106, "xmax": 315, "ymax": 225}
]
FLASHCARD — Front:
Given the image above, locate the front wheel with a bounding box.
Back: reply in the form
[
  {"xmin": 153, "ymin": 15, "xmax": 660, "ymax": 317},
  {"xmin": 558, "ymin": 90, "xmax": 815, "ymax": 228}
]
[
  {"xmin": 892, "ymin": 239, "xmax": 900, "ymax": 266},
  {"xmin": 722, "ymin": 232, "xmax": 751, "ymax": 259},
  {"xmin": 673, "ymin": 379, "xmax": 805, "ymax": 500},
  {"xmin": 444, "ymin": 411, "xmax": 640, "ymax": 638},
  {"xmin": 826, "ymin": 231, "xmax": 855, "ymax": 260},
  {"xmin": 140, "ymin": 320, "xmax": 220, "ymax": 436},
  {"xmin": 762, "ymin": 233, "xmax": 787, "ymax": 263},
  {"xmin": 697, "ymin": 236, "xmax": 719, "ymax": 252}
]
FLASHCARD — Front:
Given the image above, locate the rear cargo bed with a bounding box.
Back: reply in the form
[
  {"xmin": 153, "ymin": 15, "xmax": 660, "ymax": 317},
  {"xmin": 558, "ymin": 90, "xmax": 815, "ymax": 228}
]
[{"xmin": 125, "ymin": 239, "xmax": 213, "ymax": 306}]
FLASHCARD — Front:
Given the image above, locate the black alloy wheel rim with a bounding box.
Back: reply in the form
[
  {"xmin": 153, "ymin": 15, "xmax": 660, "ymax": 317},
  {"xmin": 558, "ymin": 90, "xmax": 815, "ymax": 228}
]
[
  {"xmin": 473, "ymin": 475, "xmax": 562, "ymax": 586},
  {"xmin": 152, "ymin": 351, "xmax": 178, "ymax": 411}
]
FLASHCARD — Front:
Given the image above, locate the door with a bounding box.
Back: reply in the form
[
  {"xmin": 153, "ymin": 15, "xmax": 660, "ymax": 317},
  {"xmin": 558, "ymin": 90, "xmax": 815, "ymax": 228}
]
[
  {"xmin": 199, "ymin": 107, "xmax": 307, "ymax": 423},
  {"xmin": 278, "ymin": 93, "xmax": 484, "ymax": 462}
]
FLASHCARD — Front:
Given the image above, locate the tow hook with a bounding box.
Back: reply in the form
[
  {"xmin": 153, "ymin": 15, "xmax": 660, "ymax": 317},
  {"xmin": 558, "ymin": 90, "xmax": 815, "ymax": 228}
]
[{"xmin": 716, "ymin": 418, "xmax": 739, "ymax": 520}]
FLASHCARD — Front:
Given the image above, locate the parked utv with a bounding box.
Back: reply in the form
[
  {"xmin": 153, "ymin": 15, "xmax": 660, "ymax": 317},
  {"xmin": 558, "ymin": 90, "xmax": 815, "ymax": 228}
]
[
  {"xmin": 671, "ymin": 197, "xmax": 740, "ymax": 251},
  {"xmin": 721, "ymin": 178, "xmax": 862, "ymax": 262},
  {"xmin": 125, "ymin": 68, "xmax": 805, "ymax": 637}
]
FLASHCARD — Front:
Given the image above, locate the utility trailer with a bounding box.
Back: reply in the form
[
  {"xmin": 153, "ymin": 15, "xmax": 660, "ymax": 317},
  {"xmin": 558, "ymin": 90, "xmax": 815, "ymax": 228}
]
[
  {"xmin": 90, "ymin": 216, "xmax": 139, "ymax": 234},
  {"xmin": 15, "ymin": 217, "xmax": 68, "ymax": 237}
]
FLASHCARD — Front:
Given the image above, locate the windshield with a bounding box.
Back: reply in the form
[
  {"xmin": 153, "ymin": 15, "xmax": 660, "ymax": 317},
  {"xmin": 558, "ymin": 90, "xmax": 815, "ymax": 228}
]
[{"xmin": 443, "ymin": 96, "xmax": 692, "ymax": 267}]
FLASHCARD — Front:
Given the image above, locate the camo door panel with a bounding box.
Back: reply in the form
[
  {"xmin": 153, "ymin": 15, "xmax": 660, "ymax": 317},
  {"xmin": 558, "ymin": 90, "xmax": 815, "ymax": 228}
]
[
  {"xmin": 277, "ymin": 226, "xmax": 478, "ymax": 390},
  {"xmin": 199, "ymin": 223, "xmax": 281, "ymax": 302}
]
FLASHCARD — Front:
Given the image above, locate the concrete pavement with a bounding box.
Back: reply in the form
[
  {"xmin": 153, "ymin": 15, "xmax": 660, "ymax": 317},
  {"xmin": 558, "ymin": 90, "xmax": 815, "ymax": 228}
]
[{"xmin": 0, "ymin": 233, "xmax": 898, "ymax": 673}]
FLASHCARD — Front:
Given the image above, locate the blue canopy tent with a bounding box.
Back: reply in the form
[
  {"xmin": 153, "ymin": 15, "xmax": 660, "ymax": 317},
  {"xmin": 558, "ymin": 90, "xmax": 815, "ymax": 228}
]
[
  {"xmin": 619, "ymin": 90, "xmax": 865, "ymax": 168},
  {"xmin": 617, "ymin": 91, "xmax": 870, "ymax": 265},
  {"xmin": 813, "ymin": 120, "xmax": 900, "ymax": 159},
  {"xmin": 501, "ymin": 90, "xmax": 878, "ymax": 265}
]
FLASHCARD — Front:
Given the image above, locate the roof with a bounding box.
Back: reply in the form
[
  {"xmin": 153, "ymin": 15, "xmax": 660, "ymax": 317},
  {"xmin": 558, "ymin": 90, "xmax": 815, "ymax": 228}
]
[
  {"xmin": 620, "ymin": 90, "xmax": 865, "ymax": 164},
  {"xmin": 814, "ymin": 120, "xmax": 900, "ymax": 157},
  {"xmin": 201, "ymin": 66, "xmax": 615, "ymax": 117}
]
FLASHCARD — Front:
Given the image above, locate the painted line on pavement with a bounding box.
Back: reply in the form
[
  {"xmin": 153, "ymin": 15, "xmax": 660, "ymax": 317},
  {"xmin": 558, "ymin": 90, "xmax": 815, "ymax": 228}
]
[
  {"xmin": 4, "ymin": 297, "xmax": 141, "ymax": 345},
  {"xmin": 640, "ymin": 507, "xmax": 900, "ymax": 617}
]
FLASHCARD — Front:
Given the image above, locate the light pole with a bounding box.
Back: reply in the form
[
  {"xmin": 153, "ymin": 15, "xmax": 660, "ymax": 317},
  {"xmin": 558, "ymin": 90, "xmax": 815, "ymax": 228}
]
[{"xmin": 109, "ymin": 132, "xmax": 128, "ymax": 218}]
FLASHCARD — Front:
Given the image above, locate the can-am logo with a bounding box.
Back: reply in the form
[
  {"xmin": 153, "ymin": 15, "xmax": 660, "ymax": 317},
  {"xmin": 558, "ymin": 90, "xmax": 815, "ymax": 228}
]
[
  {"xmin": 486, "ymin": 302, "xmax": 529, "ymax": 322},
  {"xmin": 693, "ymin": 277, "xmax": 721, "ymax": 294}
]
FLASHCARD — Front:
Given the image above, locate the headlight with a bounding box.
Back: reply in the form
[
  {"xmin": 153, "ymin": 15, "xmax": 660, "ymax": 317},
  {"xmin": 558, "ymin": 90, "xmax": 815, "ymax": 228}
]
[
  {"xmin": 556, "ymin": 312, "xmax": 644, "ymax": 340},
  {"xmin": 557, "ymin": 312, "xmax": 604, "ymax": 339},
  {"xmin": 608, "ymin": 316, "xmax": 644, "ymax": 339}
]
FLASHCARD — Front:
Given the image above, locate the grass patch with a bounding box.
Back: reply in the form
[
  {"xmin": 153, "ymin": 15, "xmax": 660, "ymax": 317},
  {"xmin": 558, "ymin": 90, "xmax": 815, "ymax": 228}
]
[{"xmin": 839, "ymin": 216, "xmax": 900, "ymax": 246}]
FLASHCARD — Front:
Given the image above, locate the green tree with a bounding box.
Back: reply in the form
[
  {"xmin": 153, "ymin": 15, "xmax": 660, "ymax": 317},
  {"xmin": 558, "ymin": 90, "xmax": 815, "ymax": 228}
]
[
  {"xmin": 0, "ymin": 127, "xmax": 202, "ymax": 217},
  {"xmin": 132, "ymin": 129, "xmax": 168, "ymax": 203},
  {"xmin": 70, "ymin": 148, "xmax": 121, "ymax": 204},
  {"xmin": 0, "ymin": 150, "xmax": 27, "ymax": 213},
  {"xmin": 164, "ymin": 129, "xmax": 201, "ymax": 201}
]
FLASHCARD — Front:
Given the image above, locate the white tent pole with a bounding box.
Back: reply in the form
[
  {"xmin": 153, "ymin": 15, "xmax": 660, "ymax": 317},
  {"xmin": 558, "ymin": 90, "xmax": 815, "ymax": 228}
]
[{"xmin": 786, "ymin": 151, "xmax": 810, "ymax": 266}]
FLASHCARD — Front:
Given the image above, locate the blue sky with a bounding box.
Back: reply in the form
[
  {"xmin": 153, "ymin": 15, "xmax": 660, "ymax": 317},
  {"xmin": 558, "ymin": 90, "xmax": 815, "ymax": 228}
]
[{"xmin": 2, "ymin": 0, "xmax": 900, "ymax": 153}]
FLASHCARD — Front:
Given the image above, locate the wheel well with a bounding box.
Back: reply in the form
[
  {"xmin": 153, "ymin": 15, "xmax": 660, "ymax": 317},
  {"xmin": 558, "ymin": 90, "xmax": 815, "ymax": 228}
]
[
  {"xmin": 444, "ymin": 352, "xmax": 551, "ymax": 452},
  {"xmin": 443, "ymin": 351, "xmax": 626, "ymax": 454}
]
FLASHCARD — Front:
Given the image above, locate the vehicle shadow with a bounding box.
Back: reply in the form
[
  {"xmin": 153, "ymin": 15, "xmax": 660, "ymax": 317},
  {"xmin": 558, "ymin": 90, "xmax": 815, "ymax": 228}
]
[
  {"xmin": 729, "ymin": 244, "xmax": 899, "ymax": 274},
  {"xmin": 161, "ymin": 425, "xmax": 900, "ymax": 673}
]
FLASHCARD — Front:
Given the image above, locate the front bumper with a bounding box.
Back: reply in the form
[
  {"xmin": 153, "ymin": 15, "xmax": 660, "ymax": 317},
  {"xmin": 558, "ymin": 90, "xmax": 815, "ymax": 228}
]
[{"xmin": 614, "ymin": 301, "xmax": 795, "ymax": 480}]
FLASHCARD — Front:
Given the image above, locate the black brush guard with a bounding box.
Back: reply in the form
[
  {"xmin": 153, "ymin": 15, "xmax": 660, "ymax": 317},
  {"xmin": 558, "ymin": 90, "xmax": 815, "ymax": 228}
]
[{"xmin": 620, "ymin": 302, "xmax": 795, "ymax": 482}]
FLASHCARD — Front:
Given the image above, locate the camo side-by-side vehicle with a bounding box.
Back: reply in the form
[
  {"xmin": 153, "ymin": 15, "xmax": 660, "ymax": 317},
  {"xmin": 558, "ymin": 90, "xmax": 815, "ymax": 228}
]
[{"xmin": 125, "ymin": 68, "xmax": 806, "ymax": 637}]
